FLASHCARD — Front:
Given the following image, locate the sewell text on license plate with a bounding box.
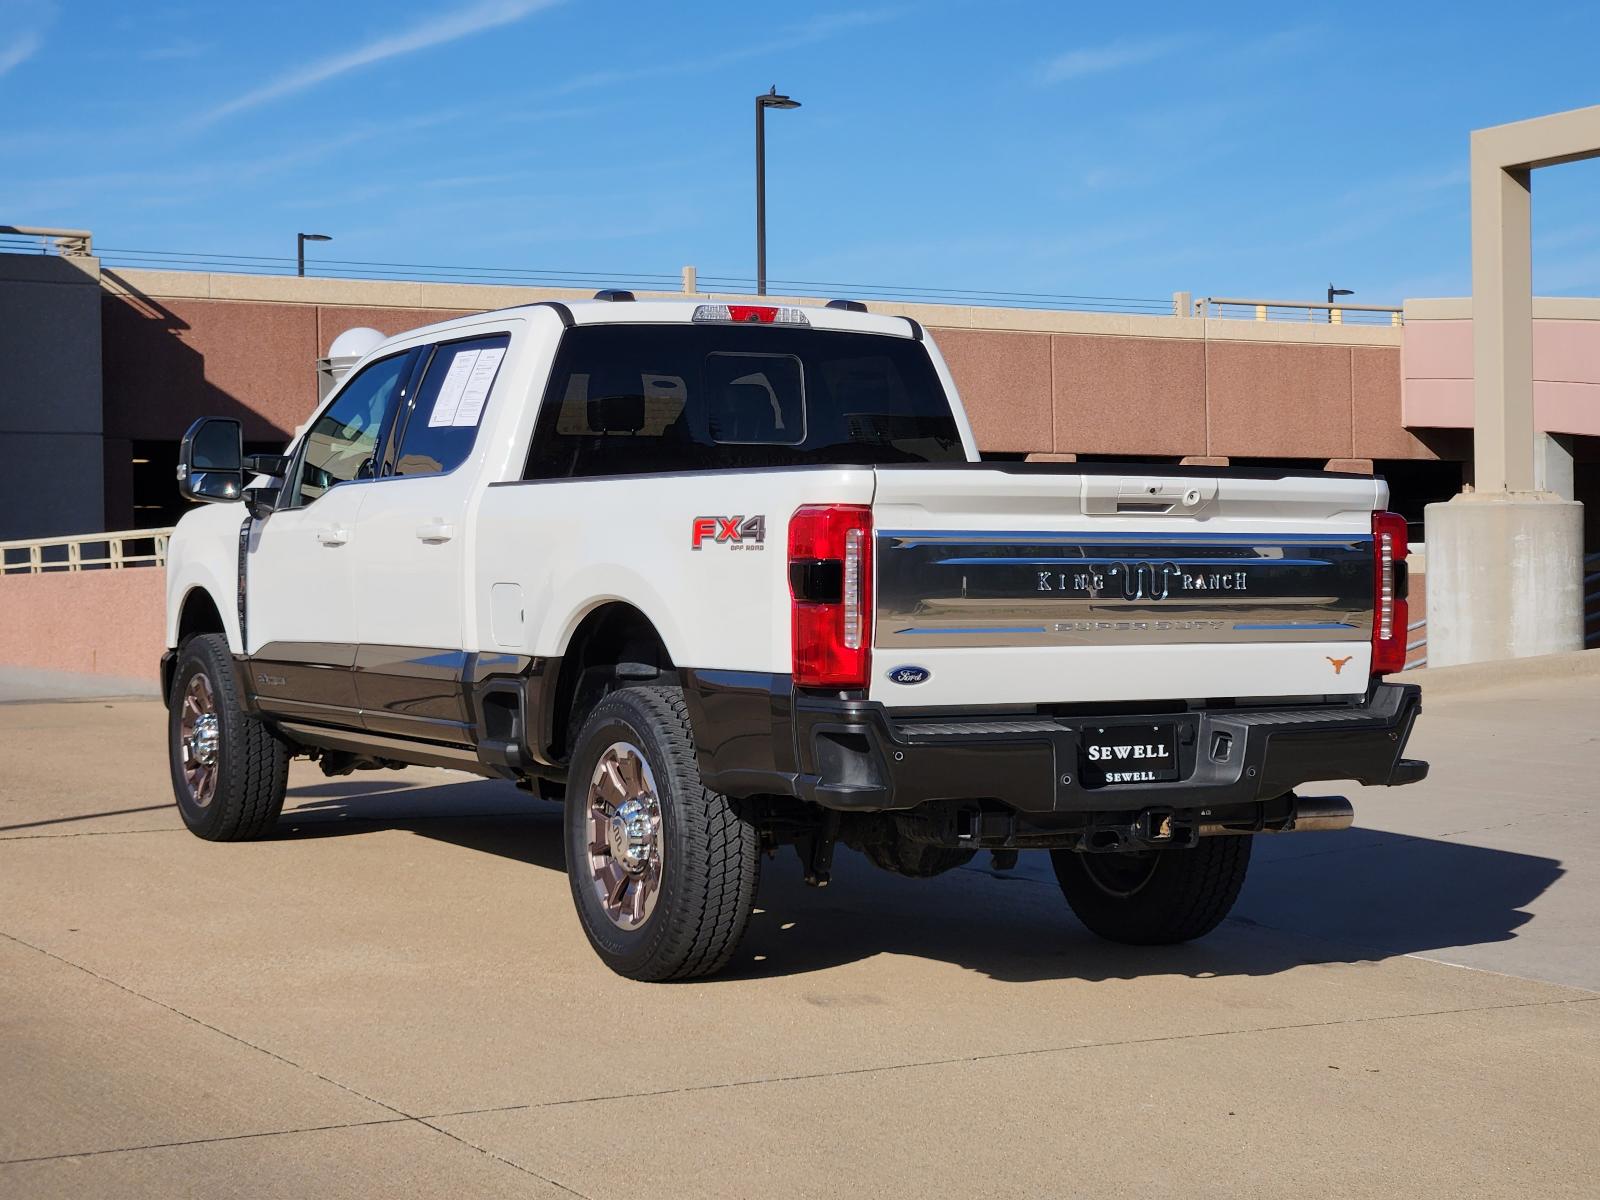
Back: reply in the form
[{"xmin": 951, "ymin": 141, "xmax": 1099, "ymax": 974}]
[{"xmin": 1081, "ymin": 723, "xmax": 1180, "ymax": 785}]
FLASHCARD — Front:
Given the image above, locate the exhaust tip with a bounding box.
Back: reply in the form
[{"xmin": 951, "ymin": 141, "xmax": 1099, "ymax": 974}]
[
  {"xmin": 1289, "ymin": 795, "xmax": 1354, "ymax": 832},
  {"xmin": 1199, "ymin": 794, "xmax": 1354, "ymax": 836}
]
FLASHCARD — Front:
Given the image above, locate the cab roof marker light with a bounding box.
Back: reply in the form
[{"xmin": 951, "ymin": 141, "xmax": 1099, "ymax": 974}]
[{"xmin": 692, "ymin": 303, "xmax": 809, "ymax": 326}]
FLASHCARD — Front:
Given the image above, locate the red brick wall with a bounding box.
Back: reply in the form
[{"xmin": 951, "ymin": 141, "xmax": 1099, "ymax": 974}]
[
  {"xmin": 0, "ymin": 568, "xmax": 166, "ymax": 681},
  {"xmin": 99, "ymin": 293, "xmax": 1421, "ymax": 465},
  {"xmin": 101, "ymin": 295, "xmax": 474, "ymax": 443}
]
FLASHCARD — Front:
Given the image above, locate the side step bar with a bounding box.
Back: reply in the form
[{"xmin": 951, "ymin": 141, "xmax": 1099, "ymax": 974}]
[{"xmin": 275, "ymin": 721, "xmax": 495, "ymax": 776}]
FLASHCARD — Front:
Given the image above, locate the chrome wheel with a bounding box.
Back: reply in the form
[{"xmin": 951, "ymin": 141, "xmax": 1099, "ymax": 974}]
[
  {"xmin": 1080, "ymin": 849, "xmax": 1160, "ymax": 899},
  {"xmin": 584, "ymin": 742, "xmax": 664, "ymax": 931},
  {"xmin": 179, "ymin": 671, "xmax": 221, "ymax": 808}
]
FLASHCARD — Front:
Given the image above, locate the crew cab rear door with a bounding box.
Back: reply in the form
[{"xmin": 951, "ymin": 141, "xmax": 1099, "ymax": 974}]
[{"xmin": 870, "ymin": 465, "xmax": 1385, "ymax": 708}]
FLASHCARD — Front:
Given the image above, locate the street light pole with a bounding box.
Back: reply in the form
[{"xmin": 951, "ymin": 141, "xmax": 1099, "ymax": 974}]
[
  {"xmin": 755, "ymin": 86, "xmax": 801, "ymax": 296},
  {"xmin": 297, "ymin": 232, "xmax": 332, "ymax": 277},
  {"xmin": 1327, "ymin": 283, "xmax": 1354, "ymax": 323}
]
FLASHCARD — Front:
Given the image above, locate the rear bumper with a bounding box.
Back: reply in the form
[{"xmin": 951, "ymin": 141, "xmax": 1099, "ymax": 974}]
[{"xmin": 682, "ymin": 670, "xmax": 1425, "ymax": 815}]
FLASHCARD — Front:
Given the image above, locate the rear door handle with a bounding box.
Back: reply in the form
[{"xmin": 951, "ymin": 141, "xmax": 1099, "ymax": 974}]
[
  {"xmin": 317, "ymin": 525, "xmax": 350, "ymax": 547},
  {"xmin": 416, "ymin": 519, "xmax": 455, "ymax": 543}
]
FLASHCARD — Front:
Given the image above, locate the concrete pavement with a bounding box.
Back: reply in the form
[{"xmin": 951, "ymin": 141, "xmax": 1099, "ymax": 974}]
[{"xmin": 1, "ymin": 675, "xmax": 1597, "ymax": 1197}]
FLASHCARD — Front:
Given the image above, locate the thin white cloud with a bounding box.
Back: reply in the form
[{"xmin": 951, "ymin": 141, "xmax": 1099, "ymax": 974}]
[
  {"xmin": 199, "ymin": 0, "xmax": 561, "ymax": 126},
  {"xmin": 546, "ymin": 7, "xmax": 902, "ymax": 97},
  {"xmin": 0, "ymin": 29, "xmax": 42, "ymax": 77},
  {"xmin": 1039, "ymin": 24, "xmax": 1318, "ymax": 86},
  {"xmin": 1039, "ymin": 34, "xmax": 1189, "ymax": 84}
]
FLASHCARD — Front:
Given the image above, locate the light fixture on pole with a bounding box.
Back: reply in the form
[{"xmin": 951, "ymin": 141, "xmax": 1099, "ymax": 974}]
[
  {"xmin": 755, "ymin": 86, "xmax": 801, "ymax": 296},
  {"xmin": 1327, "ymin": 283, "xmax": 1354, "ymax": 323},
  {"xmin": 297, "ymin": 232, "xmax": 332, "ymax": 277}
]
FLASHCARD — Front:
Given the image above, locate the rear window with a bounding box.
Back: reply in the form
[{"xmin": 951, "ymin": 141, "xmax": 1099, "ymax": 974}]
[
  {"xmin": 390, "ymin": 333, "xmax": 510, "ymax": 478},
  {"xmin": 522, "ymin": 324, "xmax": 965, "ymax": 479}
]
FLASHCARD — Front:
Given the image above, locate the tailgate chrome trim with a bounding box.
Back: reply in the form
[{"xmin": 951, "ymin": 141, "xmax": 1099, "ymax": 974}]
[{"xmin": 877, "ymin": 530, "xmax": 1373, "ymax": 649}]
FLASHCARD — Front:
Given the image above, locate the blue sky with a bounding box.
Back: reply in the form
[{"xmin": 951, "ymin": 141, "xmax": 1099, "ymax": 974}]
[{"xmin": 4, "ymin": 1, "xmax": 1600, "ymax": 305}]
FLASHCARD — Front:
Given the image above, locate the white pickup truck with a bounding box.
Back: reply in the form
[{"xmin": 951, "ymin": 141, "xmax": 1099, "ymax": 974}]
[{"xmin": 163, "ymin": 295, "xmax": 1426, "ymax": 980}]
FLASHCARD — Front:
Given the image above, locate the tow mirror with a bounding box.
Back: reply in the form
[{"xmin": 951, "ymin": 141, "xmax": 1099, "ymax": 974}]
[
  {"xmin": 177, "ymin": 417, "xmax": 244, "ymax": 504},
  {"xmin": 245, "ymin": 452, "xmax": 290, "ymax": 477}
]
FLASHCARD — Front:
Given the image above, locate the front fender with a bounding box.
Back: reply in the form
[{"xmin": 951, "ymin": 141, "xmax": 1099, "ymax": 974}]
[{"xmin": 165, "ymin": 506, "xmax": 247, "ymax": 654}]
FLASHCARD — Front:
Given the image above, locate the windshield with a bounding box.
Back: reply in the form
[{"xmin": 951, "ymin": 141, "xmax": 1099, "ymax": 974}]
[{"xmin": 522, "ymin": 323, "xmax": 966, "ymax": 479}]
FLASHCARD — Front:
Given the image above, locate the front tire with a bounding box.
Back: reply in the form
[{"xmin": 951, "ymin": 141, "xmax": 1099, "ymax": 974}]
[
  {"xmin": 564, "ymin": 685, "xmax": 760, "ymax": 981},
  {"xmin": 1051, "ymin": 837, "xmax": 1251, "ymax": 945},
  {"xmin": 167, "ymin": 633, "xmax": 290, "ymax": 841}
]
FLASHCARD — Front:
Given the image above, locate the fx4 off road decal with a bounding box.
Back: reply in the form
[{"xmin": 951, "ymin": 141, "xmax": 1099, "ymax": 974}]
[{"xmin": 691, "ymin": 515, "xmax": 766, "ymax": 551}]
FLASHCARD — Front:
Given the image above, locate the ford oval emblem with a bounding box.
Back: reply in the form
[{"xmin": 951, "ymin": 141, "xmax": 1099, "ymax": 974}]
[{"xmin": 887, "ymin": 665, "xmax": 931, "ymax": 686}]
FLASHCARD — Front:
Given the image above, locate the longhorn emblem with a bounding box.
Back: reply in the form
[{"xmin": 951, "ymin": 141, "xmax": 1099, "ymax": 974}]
[{"xmin": 1326, "ymin": 656, "xmax": 1354, "ymax": 675}]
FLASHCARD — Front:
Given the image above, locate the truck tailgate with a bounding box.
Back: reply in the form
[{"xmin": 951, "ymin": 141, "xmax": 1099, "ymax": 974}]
[{"xmin": 869, "ymin": 466, "xmax": 1385, "ymax": 707}]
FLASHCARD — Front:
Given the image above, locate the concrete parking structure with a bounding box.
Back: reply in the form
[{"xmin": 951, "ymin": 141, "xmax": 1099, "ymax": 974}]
[{"xmin": 2, "ymin": 662, "xmax": 1597, "ymax": 1197}]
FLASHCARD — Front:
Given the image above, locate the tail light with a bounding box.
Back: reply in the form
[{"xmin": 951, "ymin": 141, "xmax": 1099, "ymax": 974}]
[
  {"xmin": 1371, "ymin": 510, "xmax": 1409, "ymax": 676},
  {"xmin": 788, "ymin": 504, "xmax": 872, "ymax": 687}
]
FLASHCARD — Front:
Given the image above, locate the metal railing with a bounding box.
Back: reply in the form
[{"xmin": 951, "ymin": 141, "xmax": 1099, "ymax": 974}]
[
  {"xmin": 0, "ymin": 225, "xmax": 94, "ymax": 256},
  {"xmin": 3, "ymin": 227, "xmax": 1179, "ymax": 316},
  {"xmin": 88, "ymin": 248, "xmax": 1177, "ymax": 314},
  {"xmin": 1405, "ymin": 618, "xmax": 1429, "ymax": 670},
  {"xmin": 1587, "ymin": 551, "xmax": 1600, "ymax": 649},
  {"xmin": 4, "ymin": 226, "xmax": 1413, "ymax": 322},
  {"xmin": 1197, "ymin": 296, "xmax": 1403, "ymax": 326},
  {"xmin": 0, "ymin": 528, "xmax": 173, "ymax": 575}
]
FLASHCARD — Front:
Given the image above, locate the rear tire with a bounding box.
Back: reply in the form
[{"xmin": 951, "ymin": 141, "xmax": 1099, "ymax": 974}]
[
  {"xmin": 1051, "ymin": 837, "xmax": 1251, "ymax": 945},
  {"xmin": 564, "ymin": 685, "xmax": 760, "ymax": 981},
  {"xmin": 167, "ymin": 633, "xmax": 290, "ymax": 841}
]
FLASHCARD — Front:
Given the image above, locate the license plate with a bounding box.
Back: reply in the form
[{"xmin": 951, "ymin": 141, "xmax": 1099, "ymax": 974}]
[{"xmin": 1082, "ymin": 723, "xmax": 1179, "ymax": 785}]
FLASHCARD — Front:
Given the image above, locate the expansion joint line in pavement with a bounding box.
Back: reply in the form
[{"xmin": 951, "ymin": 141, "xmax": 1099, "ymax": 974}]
[
  {"xmin": 0, "ymin": 930, "xmax": 594, "ymax": 1198},
  {"xmin": 418, "ymin": 992, "xmax": 1600, "ymax": 1124}
]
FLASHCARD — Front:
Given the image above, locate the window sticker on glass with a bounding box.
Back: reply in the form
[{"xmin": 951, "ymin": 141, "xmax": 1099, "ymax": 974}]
[
  {"xmin": 452, "ymin": 346, "xmax": 505, "ymax": 427},
  {"xmin": 428, "ymin": 349, "xmax": 480, "ymax": 427}
]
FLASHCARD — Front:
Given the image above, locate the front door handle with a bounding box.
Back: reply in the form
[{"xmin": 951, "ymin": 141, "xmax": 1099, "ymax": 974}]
[
  {"xmin": 317, "ymin": 525, "xmax": 350, "ymax": 547},
  {"xmin": 416, "ymin": 519, "xmax": 455, "ymax": 544}
]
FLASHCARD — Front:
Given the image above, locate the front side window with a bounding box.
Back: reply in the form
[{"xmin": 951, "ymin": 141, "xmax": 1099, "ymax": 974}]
[
  {"xmin": 523, "ymin": 324, "xmax": 964, "ymax": 479},
  {"xmin": 284, "ymin": 352, "xmax": 411, "ymax": 507},
  {"xmin": 390, "ymin": 334, "xmax": 510, "ymax": 478}
]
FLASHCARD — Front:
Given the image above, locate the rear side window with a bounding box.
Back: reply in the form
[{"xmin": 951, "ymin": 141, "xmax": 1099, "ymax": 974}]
[
  {"xmin": 390, "ymin": 334, "xmax": 510, "ymax": 478},
  {"xmin": 522, "ymin": 324, "xmax": 964, "ymax": 479}
]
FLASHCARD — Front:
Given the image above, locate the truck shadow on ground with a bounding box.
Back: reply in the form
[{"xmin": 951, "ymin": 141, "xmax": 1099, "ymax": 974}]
[{"xmin": 275, "ymin": 777, "xmax": 1564, "ymax": 985}]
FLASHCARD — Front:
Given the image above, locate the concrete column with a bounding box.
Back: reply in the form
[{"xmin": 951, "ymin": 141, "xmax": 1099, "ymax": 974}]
[
  {"xmin": 1535, "ymin": 432, "xmax": 1575, "ymax": 499},
  {"xmin": 1470, "ymin": 156, "xmax": 1534, "ymax": 493},
  {"xmin": 1423, "ymin": 493, "xmax": 1583, "ymax": 666},
  {"xmin": 1427, "ymin": 108, "xmax": 1600, "ymax": 667}
]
